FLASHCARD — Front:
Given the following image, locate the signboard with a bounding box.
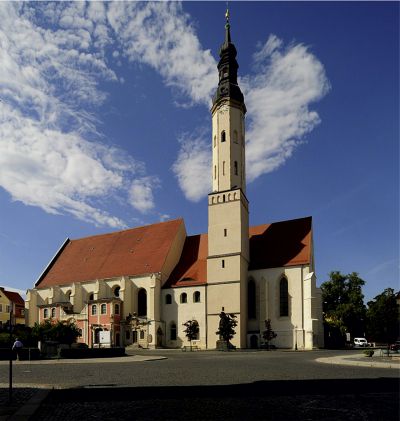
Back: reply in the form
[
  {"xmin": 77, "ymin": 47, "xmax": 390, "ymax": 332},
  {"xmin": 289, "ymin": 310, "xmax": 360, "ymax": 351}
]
[
  {"xmin": 99, "ymin": 331, "xmax": 111, "ymax": 345},
  {"xmin": 346, "ymin": 332, "xmax": 351, "ymax": 342}
]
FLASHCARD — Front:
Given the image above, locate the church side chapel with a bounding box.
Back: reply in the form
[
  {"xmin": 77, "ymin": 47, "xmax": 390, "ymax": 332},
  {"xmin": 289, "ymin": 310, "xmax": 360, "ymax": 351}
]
[{"xmin": 25, "ymin": 11, "xmax": 324, "ymax": 350}]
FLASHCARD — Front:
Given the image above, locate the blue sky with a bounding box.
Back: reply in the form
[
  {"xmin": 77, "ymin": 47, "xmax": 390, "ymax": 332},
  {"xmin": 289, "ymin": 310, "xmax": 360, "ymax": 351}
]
[{"xmin": 0, "ymin": 1, "xmax": 398, "ymax": 302}]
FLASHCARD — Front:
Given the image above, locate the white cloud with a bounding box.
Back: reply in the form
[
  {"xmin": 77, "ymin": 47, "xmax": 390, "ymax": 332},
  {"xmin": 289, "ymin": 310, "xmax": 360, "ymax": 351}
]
[
  {"xmin": 172, "ymin": 132, "xmax": 211, "ymax": 202},
  {"xmin": 128, "ymin": 177, "xmax": 160, "ymax": 214}
]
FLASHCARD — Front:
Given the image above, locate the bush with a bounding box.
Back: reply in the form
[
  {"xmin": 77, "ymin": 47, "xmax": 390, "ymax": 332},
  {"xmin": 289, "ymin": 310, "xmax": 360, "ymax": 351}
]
[{"xmin": 363, "ymin": 349, "xmax": 374, "ymax": 357}]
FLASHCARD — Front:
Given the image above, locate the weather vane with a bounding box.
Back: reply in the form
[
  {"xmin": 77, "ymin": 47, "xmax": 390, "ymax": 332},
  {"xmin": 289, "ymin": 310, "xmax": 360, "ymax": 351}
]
[{"xmin": 225, "ymin": 1, "xmax": 230, "ymax": 24}]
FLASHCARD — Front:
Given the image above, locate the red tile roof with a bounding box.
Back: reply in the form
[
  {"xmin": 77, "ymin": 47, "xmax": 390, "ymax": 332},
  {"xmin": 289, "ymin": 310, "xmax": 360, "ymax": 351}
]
[
  {"xmin": 1, "ymin": 288, "xmax": 25, "ymax": 306},
  {"xmin": 36, "ymin": 219, "xmax": 184, "ymax": 288},
  {"xmin": 163, "ymin": 234, "xmax": 208, "ymax": 288},
  {"xmin": 249, "ymin": 216, "xmax": 312, "ymax": 270},
  {"xmin": 34, "ymin": 216, "xmax": 312, "ymax": 290},
  {"xmin": 165, "ymin": 217, "xmax": 312, "ymax": 287}
]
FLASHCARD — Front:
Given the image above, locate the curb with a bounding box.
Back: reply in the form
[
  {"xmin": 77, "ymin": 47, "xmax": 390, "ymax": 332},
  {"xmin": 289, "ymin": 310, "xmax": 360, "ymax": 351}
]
[
  {"xmin": 316, "ymin": 356, "xmax": 400, "ymax": 369},
  {"xmin": 7, "ymin": 388, "xmax": 50, "ymax": 421}
]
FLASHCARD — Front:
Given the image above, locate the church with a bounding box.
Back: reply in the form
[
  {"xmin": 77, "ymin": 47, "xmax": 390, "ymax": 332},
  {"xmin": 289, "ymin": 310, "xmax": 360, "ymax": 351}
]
[{"xmin": 25, "ymin": 14, "xmax": 324, "ymax": 350}]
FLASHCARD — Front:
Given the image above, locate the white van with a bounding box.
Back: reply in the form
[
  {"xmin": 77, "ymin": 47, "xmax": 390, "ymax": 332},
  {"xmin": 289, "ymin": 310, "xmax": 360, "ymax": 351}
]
[{"xmin": 353, "ymin": 337, "xmax": 368, "ymax": 347}]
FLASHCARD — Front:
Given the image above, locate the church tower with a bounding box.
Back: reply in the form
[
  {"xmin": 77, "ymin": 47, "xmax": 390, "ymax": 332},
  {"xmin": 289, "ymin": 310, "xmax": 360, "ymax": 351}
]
[{"xmin": 206, "ymin": 10, "xmax": 249, "ymax": 349}]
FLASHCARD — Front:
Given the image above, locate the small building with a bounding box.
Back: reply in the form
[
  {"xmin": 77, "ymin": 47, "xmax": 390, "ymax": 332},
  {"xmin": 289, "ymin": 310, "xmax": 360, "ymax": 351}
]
[{"xmin": 0, "ymin": 287, "xmax": 25, "ymax": 327}]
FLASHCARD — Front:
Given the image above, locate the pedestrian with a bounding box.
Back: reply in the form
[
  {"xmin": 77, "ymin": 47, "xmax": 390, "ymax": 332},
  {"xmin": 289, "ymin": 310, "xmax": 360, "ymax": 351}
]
[{"xmin": 12, "ymin": 338, "xmax": 23, "ymax": 361}]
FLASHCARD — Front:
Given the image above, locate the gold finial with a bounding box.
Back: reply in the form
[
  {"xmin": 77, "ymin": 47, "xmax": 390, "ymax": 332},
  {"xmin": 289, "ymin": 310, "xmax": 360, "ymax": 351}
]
[{"xmin": 225, "ymin": 3, "xmax": 230, "ymax": 23}]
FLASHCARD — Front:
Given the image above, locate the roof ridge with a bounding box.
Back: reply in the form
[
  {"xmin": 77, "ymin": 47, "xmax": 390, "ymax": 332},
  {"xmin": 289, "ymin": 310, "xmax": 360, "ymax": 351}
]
[{"xmin": 70, "ymin": 218, "xmax": 184, "ymax": 242}]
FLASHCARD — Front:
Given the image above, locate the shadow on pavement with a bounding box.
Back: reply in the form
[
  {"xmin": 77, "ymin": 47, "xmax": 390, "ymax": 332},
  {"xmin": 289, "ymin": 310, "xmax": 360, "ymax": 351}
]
[{"xmin": 32, "ymin": 377, "xmax": 399, "ymax": 420}]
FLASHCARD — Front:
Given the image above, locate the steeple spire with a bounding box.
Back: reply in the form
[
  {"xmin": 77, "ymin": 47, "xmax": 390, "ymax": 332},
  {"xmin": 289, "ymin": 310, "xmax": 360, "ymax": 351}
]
[{"xmin": 212, "ymin": 8, "xmax": 246, "ymax": 112}]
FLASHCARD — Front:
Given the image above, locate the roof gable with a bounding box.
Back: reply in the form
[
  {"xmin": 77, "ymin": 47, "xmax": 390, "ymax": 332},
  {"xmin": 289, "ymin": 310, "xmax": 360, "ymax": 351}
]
[
  {"xmin": 0, "ymin": 288, "xmax": 25, "ymax": 306},
  {"xmin": 36, "ymin": 219, "xmax": 184, "ymax": 288}
]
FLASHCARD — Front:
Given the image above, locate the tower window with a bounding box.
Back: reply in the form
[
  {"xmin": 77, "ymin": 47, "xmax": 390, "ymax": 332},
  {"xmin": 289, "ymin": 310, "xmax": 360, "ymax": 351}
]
[
  {"xmin": 224, "ymin": 228, "xmax": 227, "ymax": 237},
  {"xmin": 193, "ymin": 291, "xmax": 201, "ymax": 303},
  {"xmin": 280, "ymin": 277, "xmax": 289, "ymax": 317},
  {"xmin": 214, "ymin": 135, "xmax": 216, "ymax": 147},
  {"xmin": 214, "ymin": 165, "xmax": 217, "ymax": 180},
  {"xmin": 180, "ymin": 293, "xmax": 187, "ymax": 304},
  {"xmin": 234, "ymin": 161, "xmax": 238, "ymax": 176},
  {"xmin": 223, "ymin": 161, "xmax": 225, "ymax": 176},
  {"xmin": 222, "ymin": 259, "xmax": 225, "ymax": 268},
  {"xmin": 221, "ymin": 130, "xmax": 226, "ymax": 142}
]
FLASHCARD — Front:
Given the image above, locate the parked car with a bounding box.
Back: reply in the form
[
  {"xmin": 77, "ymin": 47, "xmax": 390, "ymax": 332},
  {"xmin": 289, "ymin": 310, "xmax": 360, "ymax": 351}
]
[
  {"xmin": 389, "ymin": 341, "xmax": 400, "ymax": 351},
  {"xmin": 353, "ymin": 337, "xmax": 368, "ymax": 347}
]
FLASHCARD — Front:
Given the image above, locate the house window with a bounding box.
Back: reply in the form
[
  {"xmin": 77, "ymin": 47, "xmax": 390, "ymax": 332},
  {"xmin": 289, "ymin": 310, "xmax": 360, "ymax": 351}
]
[
  {"xmin": 166, "ymin": 294, "xmax": 172, "ymax": 304},
  {"xmin": 193, "ymin": 291, "xmax": 201, "ymax": 303},
  {"xmin": 138, "ymin": 289, "xmax": 147, "ymax": 316},
  {"xmin": 51, "ymin": 308, "xmax": 56, "ymax": 318},
  {"xmin": 234, "ymin": 161, "xmax": 238, "ymax": 176},
  {"xmin": 101, "ymin": 303, "xmax": 107, "ymax": 314},
  {"xmin": 140, "ymin": 330, "xmax": 145, "ymax": 340},
  {"xmin": 44, "ymin": 308, "xmax": 49, "ymax": 318},
  {"xmin": 91, "ymin": 305, "xmax": 97, "ymax": 316},
  {"xmin": 248, "ymin": 279, "xmax": 256, "ymax": 319},
  {"xmin": 170, "ymin": 323, "xmax": 177, "ymax": 341},
  {"xmin": 115, "ymin": 304, "xmax": 120, "ymax": 315},
  {"xmin": 222, "ymin": 259, "xmax": 225, "ymax": 268},
  {"xmin": 180, "ymin": 293, "xmax": 187, "ymax": 304},
  {"xmin": 114, "ymin": 286, "xmax": 120, "ymax": 298},
  {"xmin": 280, "ymin": 277, "xmax": 289, "ymax": 317},
  {"xmin": 221, "ymin": 130, "xmax": 226, "ymax": 142},
  {"xmin": 0, "ymin": 304, "xmax": 2, "ymax": 312},
  {"xmin": 6, "ymin": 305, "xmax": 10, "ymax": 313},
  {"xmin": 21, "ymin": 309, "xmax": 25, "ymax": 316}
]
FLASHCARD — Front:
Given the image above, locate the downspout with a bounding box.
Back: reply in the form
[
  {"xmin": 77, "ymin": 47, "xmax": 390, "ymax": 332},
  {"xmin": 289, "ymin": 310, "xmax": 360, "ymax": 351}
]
[
  {"xmin": 301, "ymin": 265, "xmax": 304, "ymax": 348},
  {"xmin": 205, "ymin": 285, "xmax": 208, "ymax": 349}
]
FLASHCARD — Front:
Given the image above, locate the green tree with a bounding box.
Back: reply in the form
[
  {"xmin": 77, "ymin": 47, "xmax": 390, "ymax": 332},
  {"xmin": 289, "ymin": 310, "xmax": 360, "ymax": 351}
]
[
  {"xmin": 262, "ymin": 319, "xmax": 277, "ymax": 350},
  {"xmin": 182, "ymin": 320, "xmax": 199, "ymax": 349},
  {"xmin": 216, "ymin": 311, "xmax": 237, "ymax": 348},
  {"xmin": 321, "ymin": 271, "xmax": 366, "ymax": 346},
  {"xmin": 32, "ymin": 319, "xmax": 81, "ymax": 346},
  {"xmin": 366, "ymin": 288, "xmax": 399, "ymax": 344}
]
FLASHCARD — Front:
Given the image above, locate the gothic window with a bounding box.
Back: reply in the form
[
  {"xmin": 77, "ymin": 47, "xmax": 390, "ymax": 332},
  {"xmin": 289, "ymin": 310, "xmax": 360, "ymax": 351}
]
[
  {"xmin": 101, "ymin": 303, "xmax": 107, "ymax": 314},
  {"xmin": 234, "ymin": 161, "xmax": 238, "ymax": 176},
  {"xmin": 193, "ymin": 291, "xmax": 201, "ymax": 303},
  {"xmin": 51, "ymin": 308, "xmax": 56, "ymax": 318},
  {"xmin": 248, "ymin": 280, "xmax": 256, "ymax": 319},
  {"xmin": 234, "ymin": 130, "xmax": 238, "ymax": 143},
  {"xmin": 180, "ymin": 293, "xmax": 187, "ymax": 304},
  {"xmin": 138, "ymin": 289, "xmax": 147, "ymax": 316},
  {"xmin": 166, "ymin": 294, "xmax": 172, "ymax": 304},
  {"xmin": 170, "ymin": 322, "xmax": 177, "ymax": 340},
  {"xmin": 221, "ymin": 130, "xmax": 226, "ymax": 142},
  {"xmin": 113, "ymin": 286, "xmax": 120, "ymax": 297},
  {"xmin": 115, "ymin": 304, "xmax": 120, "ymax": 315},
  {"xmin": 280, "ymin": 277, "xmax": 289, "ymax": 317},
  {"xmin": 91, "ymin": 305, "xmax": 97, "ymax": 316},
  {"xmin": 44, "ymin": 308, "xmax": 49, "ymax": 318}
]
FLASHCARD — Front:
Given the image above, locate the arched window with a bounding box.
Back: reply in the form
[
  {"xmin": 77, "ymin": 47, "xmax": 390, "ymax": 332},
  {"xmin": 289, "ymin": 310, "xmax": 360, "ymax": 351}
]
[
  {"xmin": 248, "ymin": 280, "xmax": 256, "ymax": 319},
  {"xmin": 114, "ymin": 304, "xmax": 120, "ymax": 315},
  {"xmin": 51, "ymin": 308, "xmax": 56, "ymax": 318},
  {"xmin": 44, "ymin": 308, "xmax": 49, "ymax": 318},
  {"xmin": 113, "ymin": 286, "xmax": 120, "ymax": 298},
  {"xmin": 180, "ymin": 293, "xmax": 187, "ymax": 304},
  {"xmin": 170, "ymin": 322, "xmax": 177, "ymax": 341},
  {"xmin": 101, "ymin": 303, "xmax": 107, "ymax": 314},
  {"xmin": 138, "ymin": 289, "xmax": 147, "ymax": 316},
  {"xmin": 234, "ymin": 161, "xmax": 238, "ymax": 176},
  {"xmin": 280, "ymin": 277, "xmax": 289, "ymax": 317},
  {"xmin": 91, "ymin": 304, "xmax": 97, "ymax": 316},
  {"xmin": 221, "ymin": 130, "xmax": 226, "ymax": 142},
  {"xmin": 234, "ymin": 130, "xmax": 238, "ymax": 143},
  {"xmin": 166, "ymin": 294, "xmax": 172, "ymax": 304},
  {"xmin": 66, "ymin": 290, "xmax": 72, "ymax": 302},
  {"xmin": 193, "ymin": 291, "xmax": 201, "ymax": 303}
]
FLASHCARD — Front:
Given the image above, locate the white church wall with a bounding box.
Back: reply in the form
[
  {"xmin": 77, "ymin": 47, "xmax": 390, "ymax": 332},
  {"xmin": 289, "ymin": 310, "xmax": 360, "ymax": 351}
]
[{"xmin": 161, "ymin": 286, "xmax": 206, "ymax": 349}]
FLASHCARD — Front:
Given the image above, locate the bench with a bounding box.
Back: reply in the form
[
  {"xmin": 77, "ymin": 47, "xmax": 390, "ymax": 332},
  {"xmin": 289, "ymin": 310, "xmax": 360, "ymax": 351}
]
[{"xmin": 182, "ymin": 345, "xmax": 200, "ymax": 351}]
